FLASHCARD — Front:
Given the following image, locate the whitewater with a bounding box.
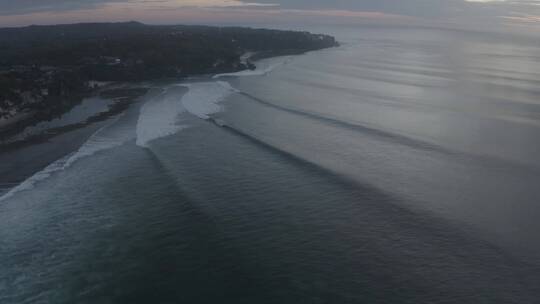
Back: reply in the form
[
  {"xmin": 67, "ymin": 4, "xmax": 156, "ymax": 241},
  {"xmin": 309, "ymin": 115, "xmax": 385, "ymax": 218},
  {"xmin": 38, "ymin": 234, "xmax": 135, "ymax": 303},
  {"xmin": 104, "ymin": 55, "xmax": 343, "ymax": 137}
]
[
  {"xmin": 134, "ymin": 56, "xmax": 292, "ymax": 147},
  {"xmin": 0, "ymin": 56, "xmax": 290, "ymax": 201},
  {"xmin": 3, "ymin": 27, "xmax": 540, "ymax": 304},
  {"xmin": 0, "ymin": 114, "xmax": 129, "ymax": 202}
]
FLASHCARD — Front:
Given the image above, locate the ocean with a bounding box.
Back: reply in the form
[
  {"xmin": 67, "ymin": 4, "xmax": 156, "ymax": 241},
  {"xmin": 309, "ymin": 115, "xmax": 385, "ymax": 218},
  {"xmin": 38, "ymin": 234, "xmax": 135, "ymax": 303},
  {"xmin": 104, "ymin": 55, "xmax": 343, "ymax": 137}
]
[{"xmin": 1, "ymin": 25, "xmax": 540, "ymax": 303}]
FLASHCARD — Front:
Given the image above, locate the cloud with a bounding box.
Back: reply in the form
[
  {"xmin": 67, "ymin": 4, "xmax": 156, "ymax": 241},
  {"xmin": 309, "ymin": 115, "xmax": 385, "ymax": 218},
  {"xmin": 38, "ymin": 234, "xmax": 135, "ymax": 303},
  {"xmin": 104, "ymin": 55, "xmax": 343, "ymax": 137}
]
[
  {"xmin": 133, "ymin": 0, "xmax": 278, "ymax": 8},
  {"xmin": 0, "ymin": 0, "xmax": 535, "ymax": 17},
  {"xmin": 0, "ymin": 0, "xmax": 91, "ymax": 12},
  {"xmin": 0, "ymin": 0, "xmax": 277, "ymax": 16},
  {"xmin": 0, "ymin": 0, "xmax": 127, "ymax": 15},
  {"xmin": 243, "ymin": 0, "xmax": 540, "ymax": 20},
  {"xmin": 1, "ymin": 0, "xmax": 540, "ymax": 27}
]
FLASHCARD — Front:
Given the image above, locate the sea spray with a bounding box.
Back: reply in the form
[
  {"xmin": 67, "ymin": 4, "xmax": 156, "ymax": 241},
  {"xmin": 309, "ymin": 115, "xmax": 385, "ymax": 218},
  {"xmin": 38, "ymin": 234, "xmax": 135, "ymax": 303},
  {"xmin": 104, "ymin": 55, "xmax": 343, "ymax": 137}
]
[
  {"xmin": 136, "ymin": 82, "xmax": 237, "ymax": 147},
  {"xmin": 135, "ymin": 87, "xmax": 188, "ymax": 147},
  {"xmin": 213, "ymin": 56, "xmax": 293, "ymax": 79},
  {"xmin": 135, "ymin": 56, "xmax": 294, "ymax": 147},
  {"xmin": 179, "ymin": 82, "xmax": 235, "ymax": 120}
]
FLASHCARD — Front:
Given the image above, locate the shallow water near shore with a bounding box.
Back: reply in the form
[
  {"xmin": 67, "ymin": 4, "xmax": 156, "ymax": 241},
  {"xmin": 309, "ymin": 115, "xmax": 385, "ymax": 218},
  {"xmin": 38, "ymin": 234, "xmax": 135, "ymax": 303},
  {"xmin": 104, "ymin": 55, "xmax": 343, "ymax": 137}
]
[{"xmin": 1, "ymin": 26, "xmax": 540, "ymax": 303}]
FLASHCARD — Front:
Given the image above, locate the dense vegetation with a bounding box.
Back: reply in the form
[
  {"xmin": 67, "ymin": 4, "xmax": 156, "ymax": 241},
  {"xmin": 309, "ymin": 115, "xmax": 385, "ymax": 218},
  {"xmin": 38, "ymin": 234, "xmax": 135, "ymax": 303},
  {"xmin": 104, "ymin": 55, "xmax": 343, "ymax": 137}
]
[
  {"xmin": 0, "ymin": 22, "xmax": 337, "ymax": 126},
  {"xmin": 0, "ymin": 21, "xmax": 337, "ymax": 79}
]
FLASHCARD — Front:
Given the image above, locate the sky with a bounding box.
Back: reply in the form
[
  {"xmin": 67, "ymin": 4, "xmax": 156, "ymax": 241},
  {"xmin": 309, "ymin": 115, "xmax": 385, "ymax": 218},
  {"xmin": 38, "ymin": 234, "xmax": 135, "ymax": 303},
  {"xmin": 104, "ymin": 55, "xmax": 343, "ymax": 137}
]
[{"xmin": 1, "ymin": 0, "xmax": 540, "ymax": 30}]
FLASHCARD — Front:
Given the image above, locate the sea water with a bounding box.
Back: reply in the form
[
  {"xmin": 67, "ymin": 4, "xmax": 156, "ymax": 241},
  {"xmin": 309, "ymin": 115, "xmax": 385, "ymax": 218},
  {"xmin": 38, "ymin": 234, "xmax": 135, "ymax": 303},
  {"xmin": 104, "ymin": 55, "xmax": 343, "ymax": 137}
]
[{"xmin": 1, "ymin": 26, "xmax": 540, "ymax": 303}]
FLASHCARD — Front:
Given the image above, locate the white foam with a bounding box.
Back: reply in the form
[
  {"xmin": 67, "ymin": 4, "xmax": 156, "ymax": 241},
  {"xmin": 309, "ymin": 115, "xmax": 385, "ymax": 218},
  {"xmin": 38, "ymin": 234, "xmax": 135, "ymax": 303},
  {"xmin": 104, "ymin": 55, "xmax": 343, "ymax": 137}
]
[
  {"xmin": 2, "ymin": 80, "xmax": 237, "ymax": 201},
  {"xmin": 63, "ymin": 118, "xmax": 132, "ymax": 168},
  {"xmin": 135, "ymin": 88, "xmax": 188, "ymax": 147},
  {"xmin": 213, "ymin": 56, "xmax": 292, "ymax": 79},
  {"xmin": 0, "ymin": 155, "xmax": 70, "ymax": 202},
  {"xmin": 135, "ymin": 82, "xmax": 235, "ymax": 147},
  {"xmin": 180, "ymin": 82, "xmax": 235, "ymax": 120},
  {"xmin": 0, "ymin": 116, "xmax": 129, "ymax": 202},
  {"xmin": 216, "ymin": 81, "xmax": 241, "ymax": 93}
]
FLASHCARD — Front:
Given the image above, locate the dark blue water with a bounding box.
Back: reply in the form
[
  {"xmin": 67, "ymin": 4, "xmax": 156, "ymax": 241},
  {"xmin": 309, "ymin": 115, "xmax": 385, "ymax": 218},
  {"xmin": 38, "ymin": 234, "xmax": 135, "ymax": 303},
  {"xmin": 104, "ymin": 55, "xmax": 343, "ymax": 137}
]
[{"xmin": 1, "ymin": 26, "xmax": 540, "ymax": 303}]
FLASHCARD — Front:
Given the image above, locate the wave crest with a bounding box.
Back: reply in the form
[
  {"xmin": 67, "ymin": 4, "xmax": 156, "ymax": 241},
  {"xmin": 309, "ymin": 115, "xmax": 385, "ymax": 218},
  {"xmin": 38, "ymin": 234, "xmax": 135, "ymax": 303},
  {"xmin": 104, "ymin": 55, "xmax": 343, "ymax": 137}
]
[
  {"xmin": 0, "ymin": 116, "xmax": 129, "ymax": 202},
  {"xmin": 135, "ymin": 82, "xmax": 236, "ymax": 147}
]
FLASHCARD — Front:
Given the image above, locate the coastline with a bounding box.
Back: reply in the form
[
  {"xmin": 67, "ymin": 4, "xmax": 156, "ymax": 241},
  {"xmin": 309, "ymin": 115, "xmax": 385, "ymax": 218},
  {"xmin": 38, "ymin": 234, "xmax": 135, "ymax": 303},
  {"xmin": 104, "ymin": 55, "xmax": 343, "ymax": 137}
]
[
  {"xmin": 0, "ymin": 87, "xmax": 148, "ymax": 150},
  {"xmin": 0, "ymin": 87, "xmax": 148, "ymax": 197},
  {"xmin": 0, "ymin": 40, "xmax": 341, "ymax": 198},
  {"xmin": 0, "ymin": 47, "xmax": 337, "ymax": 144},
  {"xmin": 0, "ymin": 120, "xmax": 111, "ymax": 196}
]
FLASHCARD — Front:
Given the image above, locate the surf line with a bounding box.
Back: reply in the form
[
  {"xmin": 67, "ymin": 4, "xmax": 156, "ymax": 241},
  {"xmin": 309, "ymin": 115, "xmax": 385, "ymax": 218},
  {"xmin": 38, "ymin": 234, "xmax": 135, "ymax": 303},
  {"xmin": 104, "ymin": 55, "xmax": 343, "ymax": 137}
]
[
  {"xmin": 0, "ymin": 114, "xmax": 126, "ymax": 202},
  {"xmin": 135, "ymin": 81, "xmax": 237, "ymax": 147}
]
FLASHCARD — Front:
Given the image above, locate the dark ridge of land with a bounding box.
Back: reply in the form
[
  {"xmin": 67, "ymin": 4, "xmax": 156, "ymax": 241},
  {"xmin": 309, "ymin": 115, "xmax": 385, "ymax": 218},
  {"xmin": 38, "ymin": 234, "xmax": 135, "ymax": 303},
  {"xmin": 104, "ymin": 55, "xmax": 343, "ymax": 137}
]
[{"xmin": 0, "ymin": 22, "xmax": 338, "ymax": 138}]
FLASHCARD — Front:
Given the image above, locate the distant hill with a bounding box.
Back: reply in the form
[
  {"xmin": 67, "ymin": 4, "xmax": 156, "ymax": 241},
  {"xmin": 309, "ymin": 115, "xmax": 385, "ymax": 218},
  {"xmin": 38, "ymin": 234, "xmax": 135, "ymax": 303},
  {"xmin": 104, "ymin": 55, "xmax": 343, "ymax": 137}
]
[
  {"xmin": 0, "ymin": 21, "xmax": 338, "ymax": 78},
  {"xmin": 0, "ymin": 22, "xmax": 337, "ymax": 135}
]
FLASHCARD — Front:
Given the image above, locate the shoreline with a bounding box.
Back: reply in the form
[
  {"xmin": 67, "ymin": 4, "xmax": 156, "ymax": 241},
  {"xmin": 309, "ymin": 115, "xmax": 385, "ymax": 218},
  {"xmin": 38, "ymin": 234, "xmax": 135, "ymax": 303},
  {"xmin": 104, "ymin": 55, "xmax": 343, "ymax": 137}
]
[
  {"xmin": 0, "ymin": 87, "xmax": 148, "ymax": 150},
  {"xmin": 0, "ymin": 51, "xmax": 287, "ymax": 141},
  {"xmin": 0, "ymin": 87, "xmax": 149, "ymax": 198},
  {"xmin": 0, "ymin": 50, "xmax": 329, "ymax": 197},
  {"xmin": 0, "ymin": 120, "xmax": 111, "ymax": 197}
]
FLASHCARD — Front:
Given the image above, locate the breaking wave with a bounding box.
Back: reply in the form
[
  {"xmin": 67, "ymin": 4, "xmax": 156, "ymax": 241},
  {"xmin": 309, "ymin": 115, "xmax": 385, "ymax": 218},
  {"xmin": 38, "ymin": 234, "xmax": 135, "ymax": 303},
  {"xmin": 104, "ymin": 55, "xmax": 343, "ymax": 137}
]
[
  {"xmin": 213, "ymin": 56, "xmax": 293, "ymax": 78},
  {"xmin": 2, "ymin": 55, "xmax": 294, "ymax": 200},
  {"xmin": 135, "ymin": 82, "xmax": 236, "ymax": 147},
  {"xmin": 180, "ymin": 82, "xmax": 236, "ymax": 119},
  {"xmin": 135, "ymin": 87, "xmax": 188, "ymax": 147},
  {"xmin": 135, "ymin": 56, "xmax": 295, "ymax": 147},
  {"xmin": 0, "ymin": 115, "xmax": 131, "ymax": 202}
]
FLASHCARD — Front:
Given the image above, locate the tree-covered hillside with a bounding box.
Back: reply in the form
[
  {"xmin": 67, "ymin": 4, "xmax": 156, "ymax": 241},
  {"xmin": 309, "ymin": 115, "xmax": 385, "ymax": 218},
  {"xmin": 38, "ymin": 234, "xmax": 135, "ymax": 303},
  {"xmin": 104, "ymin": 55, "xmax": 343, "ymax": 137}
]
[
  {"xmin": 0, "ymin": 22, "xmax": 338, "ymax": 79},
  {"xmin": 0, "ymin": 22, "xmax": 337, "ymax": 134}
]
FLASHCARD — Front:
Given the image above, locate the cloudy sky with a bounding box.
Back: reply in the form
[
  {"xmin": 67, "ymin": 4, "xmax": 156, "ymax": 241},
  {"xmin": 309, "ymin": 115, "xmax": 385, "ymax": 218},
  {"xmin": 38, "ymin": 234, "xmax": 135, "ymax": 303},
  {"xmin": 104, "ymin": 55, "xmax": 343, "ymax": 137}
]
[{"xmin": 0, "ymin": 0, "xmax": 539, "ymax": 29}]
